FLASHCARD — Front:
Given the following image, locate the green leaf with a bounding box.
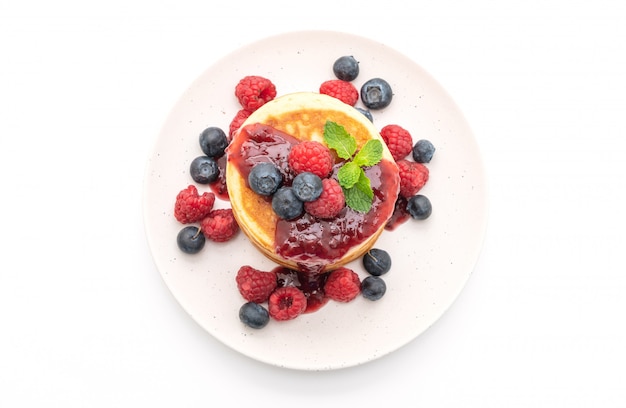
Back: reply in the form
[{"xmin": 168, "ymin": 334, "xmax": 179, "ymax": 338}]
[
  {"xmin": 353, "ymin": 139, "xmax": 383, "ymax": 167},
  {"xmin": 323, "ymin": 120, "xmax": 379, "ymax": 213},
  {"xmin": 343, "ymin": 171, "xmax": 374, "ymax": 212},
  {"xmin": 323, "ymin": 121, "xmax": 357, "ymax": 160},
  {"xmin": 337, "ymin": 162, "xmax": 362, "ymax": 189}
]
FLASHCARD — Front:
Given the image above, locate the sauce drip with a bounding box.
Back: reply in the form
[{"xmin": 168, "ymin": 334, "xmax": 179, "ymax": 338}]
[
  {"xmin": 385, "ymin": 196, "xmax": 411, "ymax": 231},
  {"xmin": 274, "ymin": 267, "xmax": 329, "ymax": 313},
  {"xmin": 208, "ymin": 155, "xmax": 229, "ymax": 200}
]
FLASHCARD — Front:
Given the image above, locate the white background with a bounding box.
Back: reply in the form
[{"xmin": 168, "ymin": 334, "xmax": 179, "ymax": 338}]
[{"xmin": 1, "ymin": 1, "xmax": 625, "ymax": 406}]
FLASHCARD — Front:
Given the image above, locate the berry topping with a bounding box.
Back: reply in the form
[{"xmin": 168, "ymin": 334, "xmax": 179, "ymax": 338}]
[
  {"xmin": 406, "ymin": 194, "xmax": 432, "ymax": 220},
  {"xmin": 199, "ymin": 126, "xmax": 228, "ymax": 158},
  {"xmin": 319, "ymin": 79, "xmax": 359, "ymax": 106},
  {"xmin": 239, "ymin": 302, "xmax": 270, "ymax": 329},
  {"xmin": 235, "ymin": 75, "xmax": 277, "ymax": 112},
  {"xmin": 412, "ymin": 139, "xmax": 436, "ymax": 163},
  {"xmin": 380, "ymin": 124, "xmax": 413, "ymax": 161},
  {"xmin": 291, "ymin": 172, "xmax": 323, "ymax": 202},
  {"xmin": 272, "ymin": 187, "xmax": 304, "ymax": 220},
  {"xmin": 236, "ymin": 265, "xmax": 278, "ymax": 303},
  {"xmin": 324, "ymin": 267, "xmax": 361, "ymax": 302},
  {"xmin": 397, "ymin": 159, "xmax": 429, "ymax": 198},
  {"xmin": 287, "ymin": 140, "xmax": 334, "ymax": 178},
  {"xmin": 173, "ymin": 57, "xmax": 440, "ymax": 326},
  {"xmin": 363, "ymin": 248, "xmax": 392, "ymax": 276},
  {"xmin": 268, "ymin": 286, "xmax": 307, "ymax": 321},
  {"xmin": 200, "ymin": 208, "xmax": 239, "ymax": 242},
  {"xmin": 229, "ymin": 109, "xmax": 251, "ymax": 139},
  {"xmin": 361, "ymin": 276, "xmax": 387, "ymax": 301},
  {"xmin": 189, "ymin": 156, "xmax": 219, "ymax": 184},
  {"xmin": 248, "ymin": 162, "xmax": 283, "ymax": 196},
  {"xmin": 176, "ymin": 226, "xmax": 206, "ymax": 254},
  {"xmin": 360, "ymin": 78, "xmax": 393, "ymax": 110},
  {"xmin": 174, "ymin": 185, "xmax": 216, "ymax": 224},
  {"xmin": 332, "ymin": 55, "xmax": 360, "ymax": 82},
  {"xmin": 304, "ymin": 178, "xmax": 345, "ymax": 219}
]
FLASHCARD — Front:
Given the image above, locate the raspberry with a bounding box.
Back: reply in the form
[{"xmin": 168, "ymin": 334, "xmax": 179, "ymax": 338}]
[
  {"xmin": 236, "ymin": 265, "xmax": 277, "ymax": 303},
  {"xmin": 200, "ymin": 208, "xmax": 239, "ymax": 242},
  {"xmin": 324, "ymin": 267, "xmax": 361, "ymax": 302},
  {"xmin": 229, "ymin": 108, "xmax": 251, "ymax": 139},
  {"xmin": 397, "ymin": 159, "xmax": 429, "ymax": 198},
  {"xmin": 288, "ymin": 141, "xmax": 334, "ymax": 178},
  {"xmin": 174, "ymin": 185, "xmax": 215, "ymax": 224},
  {"xmin": 304, "ymin": 178, "xmax": 345, "ymax": 219},
  {"xmin": 319, "ymin": 79, "xmax": 359, "ymax": 106},
  {"xmin": 268, "ymin": 286, "xmax": 307, "ymax": 321},
  {"xmin": 380, "ymin": 124, "xmax": 413, "ymax": 161},
  {"xmin": 235, "ymin": 75, "xmax": 277, "ymax": 112}
]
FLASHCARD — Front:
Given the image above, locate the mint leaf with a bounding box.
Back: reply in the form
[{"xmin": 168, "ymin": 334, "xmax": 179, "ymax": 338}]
[
  {"xmin": 337, "ymin": 162, "xmax": 362, "ymax": 189},
  {"xmin": 343, "ymin": 171, "xmax": 374, "ymax": 212},
  {"xmin": 323, "ymin": 120, "xmax": 380, "ymax": 213},
  {"xmin": 323, "ymin": 121, "xmax": 356, "ymax": 160},
  {"xmin": 354, "ymin": 170, "xmax": 374, "ymax": 198},
  {"xmin": 353, "ymin": 139, "xmax": 383, "ymax": 167}
]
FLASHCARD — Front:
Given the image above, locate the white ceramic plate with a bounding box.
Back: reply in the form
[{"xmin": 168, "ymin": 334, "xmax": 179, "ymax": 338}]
[{"xmin": 143, "ymin": 30, "xmax": 487, "ymax": 370}]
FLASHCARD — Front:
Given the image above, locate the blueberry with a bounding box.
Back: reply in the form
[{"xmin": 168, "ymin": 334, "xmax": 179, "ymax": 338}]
[
  {"xmin": 412, "ymin": 139, "xmax": 436, "ymax": 163},
  {"xmin": 239, "ymin": 302, "xmax": 270, "ymax": 329},
  {"xmin": 363, "ymin": 248, "xmax": 391, "ymax": 276},
  {"xmin": 291, "ymin": 172, "xmax": 323, "ymax": 202},
  {"xmin": 360, "ymin": 78, "xmax": 393, "ymax": 110},
  {"xmin": 190, "ymin": 156, "xmax": 219, "ymax": 184},
  {"xmin": 333, "ymin": 55, "xmax": 359, "ymax": 81},
  {"xmin": 271, "ymin": 187, "xmax": 304, "ymax": 220},
  {"xmin": 176, "ymin": 226, "xmax": 206, "ymax": 254},
  {"xmin": 199, "ymin": 126, "xmax": 228, "ymax": 158},
  {"xmin": 248, "ymin": 162, "xmax": 283, "ymax": 196},
  {"xmin": 355, "ymin": 107, "xmax": 373, "ymax": 122},
  {"xmin": 406, "ymin": 194, "xmax": 432, "ymax": 220},
  {"xmin": 361, "ymin": 276, "xmax": 386, "ymax": 301}
]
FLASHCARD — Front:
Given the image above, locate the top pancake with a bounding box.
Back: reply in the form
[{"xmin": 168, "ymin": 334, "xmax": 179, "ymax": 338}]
[{"xmin": 226, "ymin": 92, "xmax": 399, "ymax": 273}]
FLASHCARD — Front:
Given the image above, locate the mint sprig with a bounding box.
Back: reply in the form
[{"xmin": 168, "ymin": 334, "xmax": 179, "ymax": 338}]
[{"xmin": 323, "ymin": 121, "xmax": 383, "ymax": 212}]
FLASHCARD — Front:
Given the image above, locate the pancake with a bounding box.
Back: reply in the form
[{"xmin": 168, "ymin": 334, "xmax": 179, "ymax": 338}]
[{"xmin": 226, "ymin": 92, "xmax": 400, "ymax": 274}]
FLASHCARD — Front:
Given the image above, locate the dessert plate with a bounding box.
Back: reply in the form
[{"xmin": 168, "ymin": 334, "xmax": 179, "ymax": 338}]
[{"xmin": 143, "ymin": 30, "xmax": 487, "ymax": 370}]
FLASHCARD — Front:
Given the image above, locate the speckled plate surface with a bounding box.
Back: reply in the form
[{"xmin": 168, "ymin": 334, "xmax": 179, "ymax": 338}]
[{"xmin": 143, "ymin": 30, "xmax": 487, "ymax": 370}]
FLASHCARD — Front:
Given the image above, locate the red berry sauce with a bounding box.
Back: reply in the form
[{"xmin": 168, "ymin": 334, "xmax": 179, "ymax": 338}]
[
  {"xmin": 231, "ymin": 123, "xmax": 399, "ymax": 274},
  {"xmin": 274, "ymin": 267, "xmax": 329, "ymax": 313},
  {"xmin": 228, "ymin": 123, "xmax": 298, "ymax": 187},
  {"xmin": 385, "ymin": 196, "xmax": 411, "ymax": 231},
  {"xmin": 208, "ymin": 155, "xmax": 229, "ymax": 200}
]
